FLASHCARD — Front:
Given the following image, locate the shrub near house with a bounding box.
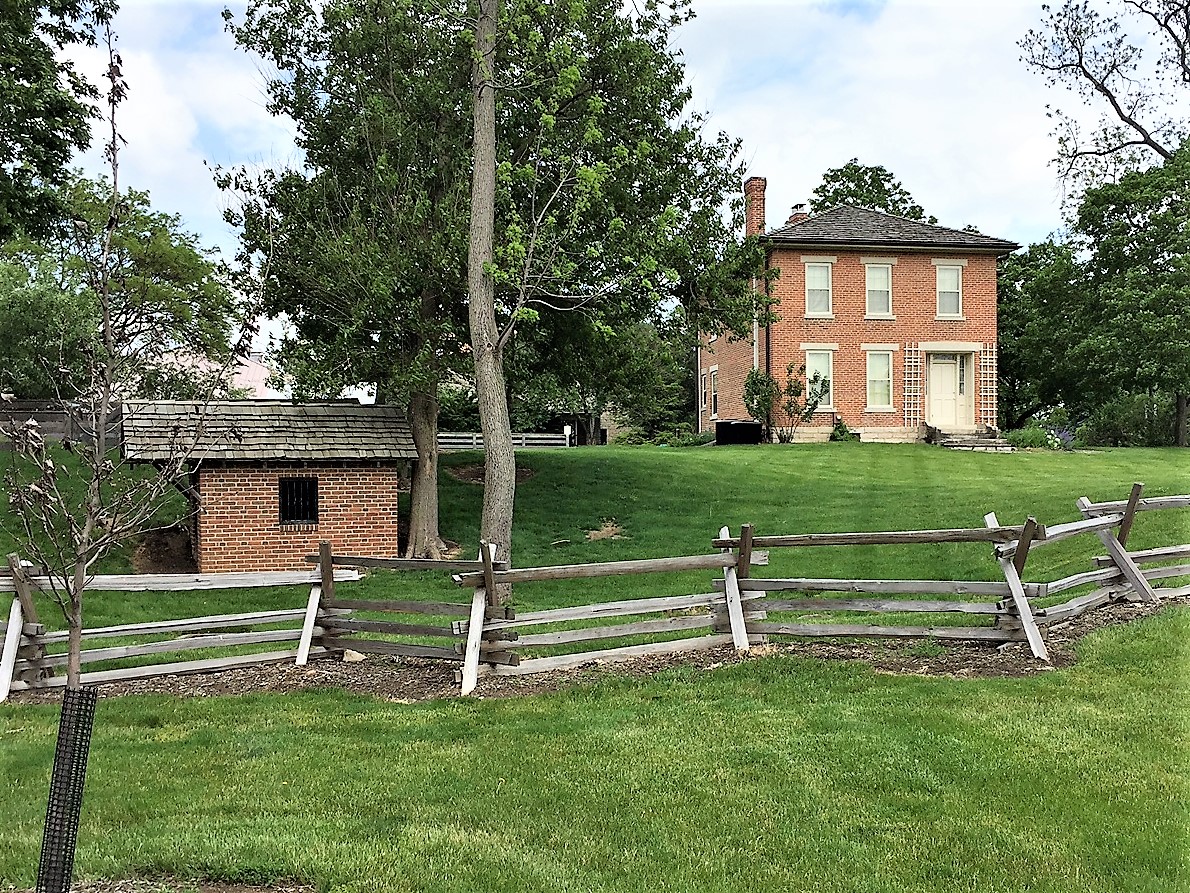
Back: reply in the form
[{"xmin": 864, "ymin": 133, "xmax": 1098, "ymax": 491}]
[{"xmin": 698, "ymin": 178, "xmax": 1019, "ymax": 442}]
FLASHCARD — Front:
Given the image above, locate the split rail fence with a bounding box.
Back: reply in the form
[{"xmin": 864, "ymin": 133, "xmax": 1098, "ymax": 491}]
[
  {"xmin": 1, "ymin": 485, "xmax": 1186, "ymax": 701},
  {"xmin": 0, "ymin": 556, "xmax": 361, "ymax": 700}
]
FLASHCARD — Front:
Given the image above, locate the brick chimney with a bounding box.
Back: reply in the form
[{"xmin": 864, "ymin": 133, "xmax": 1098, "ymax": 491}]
[
  {"xmin": 785, "ymin": 203, "xmax": 809, "ymax": 226},
  {"xmin": 744, "ymin": 176, "xmax": 766, "ymax": 237}
]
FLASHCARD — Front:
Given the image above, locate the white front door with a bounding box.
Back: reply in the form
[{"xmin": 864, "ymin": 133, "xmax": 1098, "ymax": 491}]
[{"xmin": 928, "ymin": 356, "xmax": 959, "ymax": 428}]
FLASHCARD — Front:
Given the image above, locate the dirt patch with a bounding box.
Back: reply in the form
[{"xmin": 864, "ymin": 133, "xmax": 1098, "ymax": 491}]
[
  {"xmin": 446, "ymin": 463, "xmax": 536, "ymax": 485},
  {"xmin": 585, "ymin": 519, "xmax": 626, "ymax": 542},
  {"xmin": 132, "ymin": 527, "xmax": 196, "ymax": 574},
  {"xmin": 8, "ymin": 594, "xmax": 1184, "ymax": 707}
]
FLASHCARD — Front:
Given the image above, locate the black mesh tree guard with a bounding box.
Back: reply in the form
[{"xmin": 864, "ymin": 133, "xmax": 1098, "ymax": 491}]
[{"xmin": 36, "ymin": 686, "xmax": 98, "ymax": 893}]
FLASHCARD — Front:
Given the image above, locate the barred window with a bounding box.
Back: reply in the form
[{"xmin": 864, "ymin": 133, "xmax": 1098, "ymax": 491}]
[{"xmin": 279, "ymin": 477, "xmax": 318, "ymax": 524}]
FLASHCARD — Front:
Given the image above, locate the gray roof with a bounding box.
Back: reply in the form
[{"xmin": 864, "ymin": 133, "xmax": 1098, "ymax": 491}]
[
  {"xmin": 122, "ymin": 401, "xmax": 417, "ymax": 463},
  {"xmin": 765, "ymin": 205, "xmax": 1020, "ymax": 253}
]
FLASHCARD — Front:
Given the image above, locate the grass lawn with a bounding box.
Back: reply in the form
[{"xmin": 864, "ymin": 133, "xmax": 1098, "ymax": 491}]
[{"xmin": 1, "ymin": 444, "xmax": 1188, "ymax": 892}]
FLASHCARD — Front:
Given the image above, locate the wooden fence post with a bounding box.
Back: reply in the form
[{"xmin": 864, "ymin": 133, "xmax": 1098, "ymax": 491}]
[
  {"xmin": 986, "ymin": 512, "xmax": 1048, "ymax": 661},
  {"xmin": 7, "ymin": 553, "xmax": 48, "ymax": 680},
  {"xmin": 1076, "ymin": 496, "xmax": 1158, "ymax": 603},
  {"xmin": 1012, "ymin": 517, "xmax": 1040, "ymax": 578},
  {"xmin": 298, "ymin": 542, "xmax": 334, "ymax": 666},
  {"xmin": 461, "ymin": 543, "xmax": 498, "ymax": 695},
  {"xmin": 719, "ymin": 526, "xmax": 750, "ymax": 652},
  {"xmin": 1117, "ymin": 483, "xmax": 1144, "ymax": 547},
  {"xmin": 0, "ymin": 597, "xmax": 24, "ymax": 702}
]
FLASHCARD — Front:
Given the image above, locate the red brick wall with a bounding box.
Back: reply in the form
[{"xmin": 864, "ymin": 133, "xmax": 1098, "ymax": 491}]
[
  {"xmin": 698, "ymin": 248, "xmax": 1000, "ymax": 438},
  {"xmin": 196, "ymin": 465, "xmax": 402, "ymax": 572}
]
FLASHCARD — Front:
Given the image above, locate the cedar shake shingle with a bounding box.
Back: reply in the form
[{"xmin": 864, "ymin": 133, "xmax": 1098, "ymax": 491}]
[{"xmin": 121, "ymin": 401, "xmax": 417, "ymax": 463}]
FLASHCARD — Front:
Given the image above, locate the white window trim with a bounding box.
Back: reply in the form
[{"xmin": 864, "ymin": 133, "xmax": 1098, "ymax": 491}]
[
  {"xmin": 864, "ymin": 262, "xmax": 895, "ymax": 320},
  {"xmin": 865, "ymin": 350, "xmax": 896, "ymax": 413},
  {"xmin": 804, "ymin": 348, "xmax": 835, "ymax": 412},
  {"xmin": 804, "ymin": 261, "xmax": 834, "ymax": 319},
  {"xmin": 708, "ymin": 365, "xmax": 719, "ymax": 420},
  {"xmin": 935, "ymin": 263, "xmax": 964, "ymax": 320},
  {"xmin": 699, "ymin": 371, "xmax": 708, "ymax": 409}
]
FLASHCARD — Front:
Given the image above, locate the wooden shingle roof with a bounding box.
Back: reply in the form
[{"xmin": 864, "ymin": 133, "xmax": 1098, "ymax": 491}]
[
  {"xmin": 766, "ymin": 205, "xmax": 1020, "ymax": 253},
  {"xmin": 122, "ymin": 401, "xmax": 417, "ymax": 463}
]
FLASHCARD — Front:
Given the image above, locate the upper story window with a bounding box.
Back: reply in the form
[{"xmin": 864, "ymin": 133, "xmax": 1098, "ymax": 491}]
[
  {"xmin": 865, "ymin": 263, "xmax": 893, "ymax": 317},
  {"xmin": 935, "ymin": 263, "xmax": 964, "ymax": 318},
  {"xmin": 805, "ymin": 262, "xmax": 833, "ymax": 317},
  {"xmin": 279, "ymin": 477, "xmax": 318, "ymax": 525}
]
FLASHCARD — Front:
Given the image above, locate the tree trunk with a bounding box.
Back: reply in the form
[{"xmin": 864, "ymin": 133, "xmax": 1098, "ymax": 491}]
[
  {"xmin": 582, "ymin": 412, "xmax": 600, "ymax": 446},
  {"xmin": 66, "ymin": 570, "xmax": 85, "ymax": 689},
  {"xmin": 405, "ymin": 391, "xmax": 446, "ymax": 559},
  {"xmin": 1176, "ymin": 392, "xmax": 1188, "ymax": 447},
  {"xmin": 468, "ymin": 0, "xmax": 515, "ymax": 593}
]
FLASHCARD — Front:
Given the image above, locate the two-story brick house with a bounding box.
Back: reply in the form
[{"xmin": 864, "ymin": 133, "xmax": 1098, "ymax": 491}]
[{"xmin": 698, "ymin": 177, "xmax": 1020, "ymax": 442}]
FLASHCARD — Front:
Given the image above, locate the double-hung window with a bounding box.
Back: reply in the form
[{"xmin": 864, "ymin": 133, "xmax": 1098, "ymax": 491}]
[
  {"xmin": 866, "ymin": 351, "xmax": 894, "ymax": 411},
  {"xmin": 935, "ymin": 263, "xmax": 964, "ymax": 318},
  {"xmin": 699, "ymin": 372, "xmax": 707, "ymax": 410},
  {"xmin": 865, "ymin": 263, "xmax": 893, "ymax": 317},
  {"xmin": 805, "ymin": 262, "xmax": 833, "ymax": 317},
  {"xmin": 804, "ymin": 350, "xmax": 833, "ymax": 409},
  {"xmin": 709, "ymin": 368, "xmax": 719, "ymax": 418}
]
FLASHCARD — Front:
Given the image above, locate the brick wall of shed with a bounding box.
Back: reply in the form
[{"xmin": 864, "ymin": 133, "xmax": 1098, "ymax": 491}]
[{"xmin": 196, "ymin": 465, "xmax": 402, "ymax": 572}]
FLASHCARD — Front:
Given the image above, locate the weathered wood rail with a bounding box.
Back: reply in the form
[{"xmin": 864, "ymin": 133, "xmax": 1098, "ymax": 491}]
[
  {"xmin": 3, "ymin": 485, "xmax": 1184, "ymax": 701},
  {"xmin": 450, "ymin": 484, "xmax": 1187, "ymax": 690},
  {"xmin": 0, "ymin": 565, "xmax": 362, "ymax": 700}
]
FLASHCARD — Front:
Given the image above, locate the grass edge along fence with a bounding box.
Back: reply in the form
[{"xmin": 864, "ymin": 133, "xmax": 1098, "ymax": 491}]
[{"xmin": 2, "ymin": 485, "xmax": 1187, "ymax": 701}]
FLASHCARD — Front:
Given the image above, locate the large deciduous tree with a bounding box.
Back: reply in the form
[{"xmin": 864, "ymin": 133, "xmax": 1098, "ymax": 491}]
[
  {"xmin": 808, "ymin": 159, "xmax": 937, "ymax": 222},
  {"xmin": 0, "ymin": 0, "xmax": 115, "ymax": 240},
  {"xmin": 1075, "ymin": 142, "xmax": 1190, "ymax": 444},
  {"xmin": 1020, "ymin": 0, "xmax": 1189, "ymax": 194},
  {"xmin": 227, "ymin": 0, "xmax": 767, "ymax": 563},
  {"xmin": 996, "ymin": 145, "xmax": 1190, "ymax": 445},
  {"xmin": 223, "ymin": 0, "xmax": 473, "ymax": 558}
]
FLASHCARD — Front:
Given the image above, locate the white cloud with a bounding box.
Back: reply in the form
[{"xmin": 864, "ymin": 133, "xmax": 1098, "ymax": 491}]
[{"xmin": 60, "ymin": 0, "xmax": 1090, "ymax": 263}]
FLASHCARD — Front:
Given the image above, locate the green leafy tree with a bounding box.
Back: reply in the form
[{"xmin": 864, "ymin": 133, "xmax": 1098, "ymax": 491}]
[
  {"xmin": 774, "ymin": 363, "xmax": 828, "ymax": 444},
  {"xmin": 996, "ymin": 239, "xmax": 1089, "ymax": 429},
  {"xmin": 0, "ymin": 0, "xmax": 116, "ymax": 239},
  {"xmin": 226, "ymin": 0, "xmax": 767, "ymax": 562},
  {"xmin": 1, "ymin": 174, "xmax": 239, "ymax": 401},
  {"xmin": 809, "ymin": 159, "xmax": 937, "ymax": 222},
  {"xmin": 1074, "ymin": 142, "xmax": 1190, "ymax": 444},
  {"xmin": 743, "ymin": 368, "xmax": 778, "ymax": 441}
]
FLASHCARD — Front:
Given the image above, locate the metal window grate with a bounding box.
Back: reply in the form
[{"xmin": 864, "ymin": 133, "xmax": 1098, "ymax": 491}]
[{"xmin": 279, "ymin": 477, "xmax": 319, "ymax": 525}]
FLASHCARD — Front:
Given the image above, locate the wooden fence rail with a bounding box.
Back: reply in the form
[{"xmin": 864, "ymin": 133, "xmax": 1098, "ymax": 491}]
[
  {"xmin": 0, "ymin": 566, "xmax": 362, "ymax": 700},
  {"xmin": 3, "ymin": 486, "xmax": 1185, "ymax": 702}
]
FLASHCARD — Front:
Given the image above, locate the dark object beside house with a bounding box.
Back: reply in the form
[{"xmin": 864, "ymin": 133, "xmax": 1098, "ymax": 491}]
[
  {"xmin": 715, "ymin": 420, "xmax": 763, "ymax": 445},
  {"xmin": 122, "ymin": 401, "xmax": 417, "ymax": 572}
]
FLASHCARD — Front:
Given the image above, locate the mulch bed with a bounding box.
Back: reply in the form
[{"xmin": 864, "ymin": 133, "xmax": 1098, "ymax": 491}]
[{"xmin": 8, "ymin": 593, "xmax": 1182, "ymax": 707}]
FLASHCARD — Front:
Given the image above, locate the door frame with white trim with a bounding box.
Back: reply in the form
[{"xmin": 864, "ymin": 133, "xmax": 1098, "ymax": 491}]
[{"xmin": 926, "ymin": 353, "xmax": 975, "ymax": 429}]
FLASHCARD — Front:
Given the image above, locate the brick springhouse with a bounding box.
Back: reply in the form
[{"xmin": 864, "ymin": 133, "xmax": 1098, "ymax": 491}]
[{"xmin": 123, "ymin": 401, "xmax": 416, "ymax": 572}]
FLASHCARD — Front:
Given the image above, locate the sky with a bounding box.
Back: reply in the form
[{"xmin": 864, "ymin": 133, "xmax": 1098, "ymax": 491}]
[{"xmin": 65, "ymin": 0, "xmax": 1074, "ymax": 274}]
